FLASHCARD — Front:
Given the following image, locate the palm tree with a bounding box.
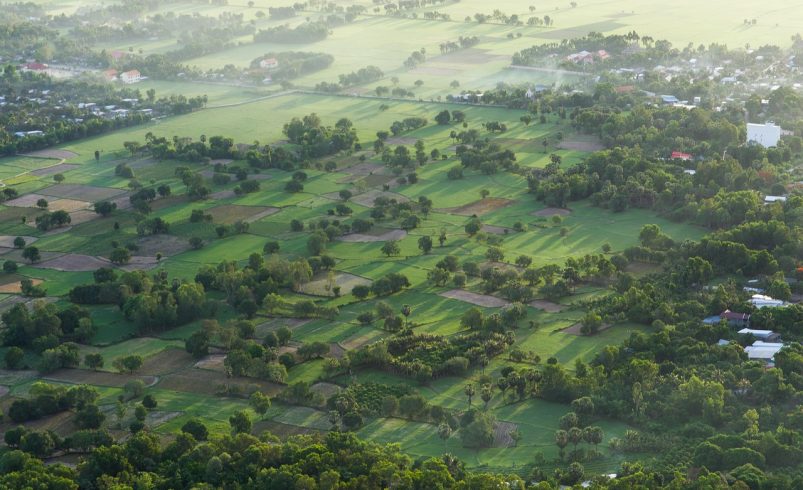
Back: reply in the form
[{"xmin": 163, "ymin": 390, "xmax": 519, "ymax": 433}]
[
  {"xmin": 464, "ymin": 383, "xmax": 475, "ymax": 408},
  {"xmin": 555, "ymin": 430, "xmax": 569, "ymax": 460}
]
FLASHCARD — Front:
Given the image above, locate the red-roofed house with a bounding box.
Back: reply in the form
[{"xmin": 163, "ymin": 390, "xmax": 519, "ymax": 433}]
[
  {"xmin": 671, "ymin": 151, "xmax": 693, "ymax": 161},
  {"xmin": 721, "ymin": 310, "xmax": 750, "ymax": 328},
  {"xmin": 120, "ymin": 69, "xmax": 141, "ymax": 84},
  {"xmin": 103, "ymin": 69, "xmax": 118, "ymax": 81},
  {"xmin": 259, "ymin": 57, "xmax": 279, "ymax": 69},
  {"xmin": 597, "ymin": 50, "xmax": 610, "ymax": 60},
  {"xmin": 23, "ymin": 62, "xmax": 48, "ymax": 71}
]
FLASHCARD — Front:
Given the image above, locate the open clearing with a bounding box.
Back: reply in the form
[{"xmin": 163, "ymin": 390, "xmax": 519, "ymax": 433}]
[
  {"xmin": 532, "ymin": 207, "xmax": 572, "ymax": 217},
  {"xmin": 136, "ymin": 235, "xmax": 192, "ymax": 256},
  {"xmin": 481, "ymin": 224, "xmax": 512, "ymax": 235},
  {"xmin": 339, "ymin": 229, "xmax": 407, "ymax": 242},
  {"xmin": 43, "ymin": 369, "xmax": 156, "ymax": 388},
  {"xmin": 194, "ymin": 354, "xmax": 226, "ymax": 371},
  {"xmin": 492, "ymin": 420, "xmax": 519, "ymax": 448},
  {"xmin": 47, "ymin": 199, "xmax": 90, "ymax": 212},
  {"xmin": 0, "ymin": 235, "xmax": 37, "ymax": 248},
  {"xmin": 558, "ymin": 137, "xmax": 605, "ymax": 152},
  {"xmin": 350, "ymin": 190, "xmax": 409, "ymax": 208},
  {"xmin": 444, "ymin": 198, "xmax": 515, "ymax": 216},
  {"xmin": 439, "ymin": 289, "xmax": 509, "ymax": 307}
]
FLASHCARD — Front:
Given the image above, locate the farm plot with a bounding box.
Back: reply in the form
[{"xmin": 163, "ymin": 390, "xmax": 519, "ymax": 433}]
[
  {"xmin": 21, "ymin": 149, "xmax": 77, "ymax": 160},
  {"xmin": 68, "ymin": 209, "xmax": 100, "ymax": 225},
  {"xmin": 529, "ymin": 299, "xmax": 566, "ymax": 313},
  {"xmin": 31, "ymin": 253, "xmax": 109, "ymax": 272},
  {"xmin": 158, "ymin": 367, "xmax": 282, "ymax": 396},
  {"xmin": 0, "ymin": 235, "xmax": 37, "ymax": 248},
  {"xmin": 442, "ymin": 198, "xmax": 515, "ymax": 216},
  {"xmin": 194, "ymin": 354, "xmax": 226, "ymax": 372},
  {"xmin": 135, "ymin": 235, "xmax": 192, "ymax": 256},
  {"xmin": 29, "ymin": 163, "xmax": 80, "ymax": 177},
  {"xmin": 271, "ymin": 406, "xmax": 332, "ymax": 431},
  {"xmin": 297, "ymin": 272, "xmax": 371, "ymax": 297},
  {"xmin": 0, "ymin": 277, "xmax": 43, "ymax": 294},
  {"xmin": 439, "ymin": 289, "xmax": 509, "ymax": 307},
  {"xmin": 562, "ymin": 322, "xmax": 613, "ymax": 336},
  {"xmin": 339, "ymin": 229, "xmax": 407, "ymax": 243},
  {"xmin": 205, "ymin": 204, "xmax": 278, "ymax": 224},
  {"xmin": 481, "ymin": 224, "xmax": 512, "ymax": 235},
  {"xmin": 39, "ymin": 184, "xmax": 126, "ymax": 201},
  {"xmin": 5, "ymin": 194, "xmax": 54, "ymax": 208},
  {"xmin": 43, "ymin": 368, "xmax": 156, "ymax": 388}
]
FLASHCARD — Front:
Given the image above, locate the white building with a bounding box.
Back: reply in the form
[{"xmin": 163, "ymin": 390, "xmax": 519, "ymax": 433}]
[
  {"xmin": 750, "ymin": 294, "xmax": 786, "ymax": 309},
  {"xmin": 120, "ymin": 70, "xmax": 142, "ymax": 84},
  {"xmin": 745, "ymin": 341, "xmax": 783, "ymax": 362},
  {"xmin": 747, "ymin": 122, "xmax": 781, "ymax": 147},
  {"xmin": 259, "ymin": 58, "xmax": 279, "ymax": 69},
  {"xmin": 737, "ymin": 328, "xmax": 781, "ymax": 342}
]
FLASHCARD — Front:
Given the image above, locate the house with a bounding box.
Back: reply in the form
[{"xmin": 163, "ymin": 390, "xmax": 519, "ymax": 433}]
[
  {"xmin": 671, "ymin": 151, "xmax": 693, "ymax": 161},
  {"xmin": 102, "ymin": 69, "xmax": 118, "ymax": 81},
  {"xmin": 120, "ymin": 70, "xmax": 141, "ymax": 84},
  {"xmin": 22, "ymin": 62, "xmax": 48, "ymax": 71},
  {"xmin": 747, "ymin": 122, "xmax": 781, "ymax": 147},
  {"xmin": 259, "ymin": 57, "xmax": 279, "ymax": 69},
  {"xmin": 683, "ymin": 169, "xmax": 697, "ymax": 175},
  {"xmin": 764, "ymin": 195, "xmax": 787, "ymax": 204},
  {"xmin": 750, "ymin": 294, "xmax": 785, "ymax": 309},
  {"xmin": 567, "ymin": 50, "xmax": 594, "ymax": 63},
  {"xmin": 738, "ymin": 329, "xmax": 781, "ymax": 342},
  {"xmin": 744, "ymin": 341, "xmax": 783, "ymax": 363},
  {"xmin": 660, "ymin": 95, "xmax": 680, "ymax": 105},
  {"xmin": 720, "ymin": 310, "xmax": 751, "ymax": 328}
]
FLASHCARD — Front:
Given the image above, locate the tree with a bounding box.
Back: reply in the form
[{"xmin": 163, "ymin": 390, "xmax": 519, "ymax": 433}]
[
  {"xmin": 142, "ymin": 394, "xmax": 157, "ymax": 410},
  {"xmin": 53, "ymin": 173, "xmax": 65, "ymax": 184},
  {"xmin": 113, "ymin": 355, "xmax": 143, "ymax": 374},
  {"xmin": 110, "ymin": 248, "xmax": 131, "ymax": 265},
  {"xmin": 229, "ymin": 410, "xmax": 252, "ymax": 434},
  {"xmin": 5, "ymin": 347, "xmax": 24, "ymax": 369},
  {"xmin": 555, "ymin": 429, "xmax": 569, "ymax": 460},
  {"xmin": 75, "ymin": 404, "xmax": 105, "ymax": 430},
  {"xmin": 181, "ymin": 418, "xmax": 209, "ymax": 441},
  {"xmin": 435, "ymin": 110, "xmax": 451, "ymax": 125},
  {"xmin": 438, "ymin": 422, "xmax": 452, "ymax": 446},
  {"xmin": 480, "ymin": 384, "xmax": 493, "ymax": 410},
  {"xmin": 12, "ymin": 237, "xmax": 25, "ymax": 249},
  {"xmin": 93, "ymin": 201, "xmax": 117, "ymax": 217},
  {"xmin": 2, "ymin": 260, "xmax": 17, "ymax": 273},
  {"xmin": 417, "ymin": 236, "xmax": 433, "ymax": 254},
  {"xmin": 307, "ymin": 232, "xmax": 329, "ymax": 256},
  {"xmin": 36, "ymin": 198, "xmax": 48, "ymax": 209},
  {"xmin": 84, "ymin": 353, "xmax": 104, "ymax": 371},
  {"xmin": 22, "ymin": 246, "xmax": 41, "ymax": 264},
  {"xmin": 249, "ymin": 392, "xmax": 271, "ymax": 419},
  {"xmin": 381, "ymin": 240, "xmax": 400, "ymax": 257},
  {"xmin": 464, "ymin": 384, "xmax": 476, "ymax": 408}
]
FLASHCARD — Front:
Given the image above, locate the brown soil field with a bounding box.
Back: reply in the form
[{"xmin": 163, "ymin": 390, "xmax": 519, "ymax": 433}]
[
  {"xmin": 439, "ymin": 289, "xmax": 509, "ymax": 307},
  {"xmin": 209, "ymin": 189, "xmax": 236, "ymax": 200},
  {"xmin": 532, "ymin": 207, "xmax": 572, "ymax": 217},
  {"xmin": 158, "ymin": 368, "xmax": 282, "ymax": 396},
  {"xmin": 32, "ymin": 253, "xmax": 107, "ymax": 272},
  {"xmin": 329, "ymin": 343, "xmax": 347, "ymax": 358},
  {"xmin": 339, "ymin": 229, "xmax": 407, "ymax": 243},
  {"xmin": 29, "ymin": 163, "xmax": 80, "ymax": 176},
  {"xmin": 341, "ymin": 162, "xmax": 386, "ymax": 176},
  {"xmin": 558, "ymin": 138, "xmax": 605, "ymax": 152},
  {"xmin": 206, "ymin": 204, "xmax": 274, "ymax": 224},
  {"xmin": 39, "ymin": 183, "xmax": 126, "ymax": 201},
  {"xmin": 5, "ymin": 193, "xmax": 52, "ymax": 207},
  {"xmin": 529, "ymin": 299, "xmax": 565, "ymax": 313},
  {"xmin": 298, "ymin": 272, "xmax": 372, "ymax": 297},
  {"xmin": 135, "ymin": 235, "xmax": 191, "ymax": 256},
  {"xmin": 252, "ymin": 420, "xmax": 324, "ymax": 439},
  {"xmin": 21, "ymin": 149, "xmax": 77, "ymax": 160},
  {"xmin": 139, "ymin": 348, "xmax": 195, "ymax": 376},
  {"xmin": 0, "ymin": 278, "xmax": 43, "ymax": 293},
  {"xmin": 48, "ymin": 198, "xmax": 90, "ymax": 212},
  {"xmin": 68, "ymin": 209, "xmax": 100, "ymax": 225},
  {"xmin": 444, "ymin": 198, "xmax": 515, "ymax": 216},
  {"xmin": 562, "ymin": 322, "xmax": 612, "ymax": 336}
]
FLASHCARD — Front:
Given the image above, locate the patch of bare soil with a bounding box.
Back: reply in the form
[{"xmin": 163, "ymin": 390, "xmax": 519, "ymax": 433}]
[
  {"xmin": 0, "ymin": 278, "xmax": 43, "ymax": 293},
  {"xmin": 385, "ymin": 136, "xmax": 418, "ymax": 146},
  {"xmin": 0, "ymin": 386, "xmax": 9, "ymax": 397},
  {"xmin": 440, "ymin": 289, "xmax": 509, "ymax": 307},
  {"xmin": 139, "ymin": 348, "xmax": 194, "ymax": 376},
  {"xmin": 532, "ymin": 207, "xmax": 572, "ymax": 217},
  {"xmin": 48, "ymin": 198, "xmax": 90, "ymax": 212},
  {"xmin": 341, "ymin": 162, "xmax": 387, "ymax": 176},
  {"xmin": 529, "ymin": 299, "xmax": 565, "ymax": 313},
  {"xmin": 32, "ymin": 253, "xmax": 106, "ymax": 272},
  {"xmin": 145, "ymin": 411, "xmax": 182, "ymax": 428},
  {"xmin": 21, "ymin": 149, "xmax": 77, "ymax": 160},
  {"xmin": 481, "ymin": 224, "xmax": 511, "ymax": 235},
  {"xmin": 5, "ymin": 193, "xmax": 51, "ymax": 207},
  {"xmin": 329, "ymin": 343, "xmax": 347, "ymax": 359},
  {"xmin": 194, "ymin": 354, "xmax": 227, "ymax": 371},
  {"xmin": 0, "ymin": 235, "xmax": 37, "ymax": 248},
  {"xmin": 159, "ymin": 368, "xmax": 282, "ymax": 396},
  {"xmin": 298, "ymin": 272, "xmax": 372, "ymax": 297},
  {"xmin": 136, "ymin": 235, "xmax": 191, "ymax": 256},
  {"xmin": 339, "ymin": 229, "xmax": 407, "ymax": 243},
  {"xmin": 109, "ymin": 193, "xmax": 133, "ymax": 210},
  {"xmin": 209, "ymin": 189, "xmax": 236, "ymax": 200},
  {"xmin": 443, "ymin": 198, "xmax": 515, "ymax": 217},
  {"xmin": 210, "ymin": 159, "xmax": 233, "ymax": 165},
  {"xmin": 29, "ymin": 163, "xmax": 79, "ymax": 177},
  {"xmin": 493, "ymin": 420, "xmax": 519, "ymax": 448},
  {"xmin": 115, "ymin": 256, "xmax": 160, "ymax": 272},
  {"xmin": 68, "ymin": 209, "xmax": 100, "ymax": 225},
  {"xmin": 350, "ymin": 190, "xmax": 410, "ymax": 208},
  {"xmin": 310, "ymin": 382, "xmax": 342, "ymax": 398},
  {"xmin": 562, "ymin": 322, "xmax": 612, "ymax": 336}
]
